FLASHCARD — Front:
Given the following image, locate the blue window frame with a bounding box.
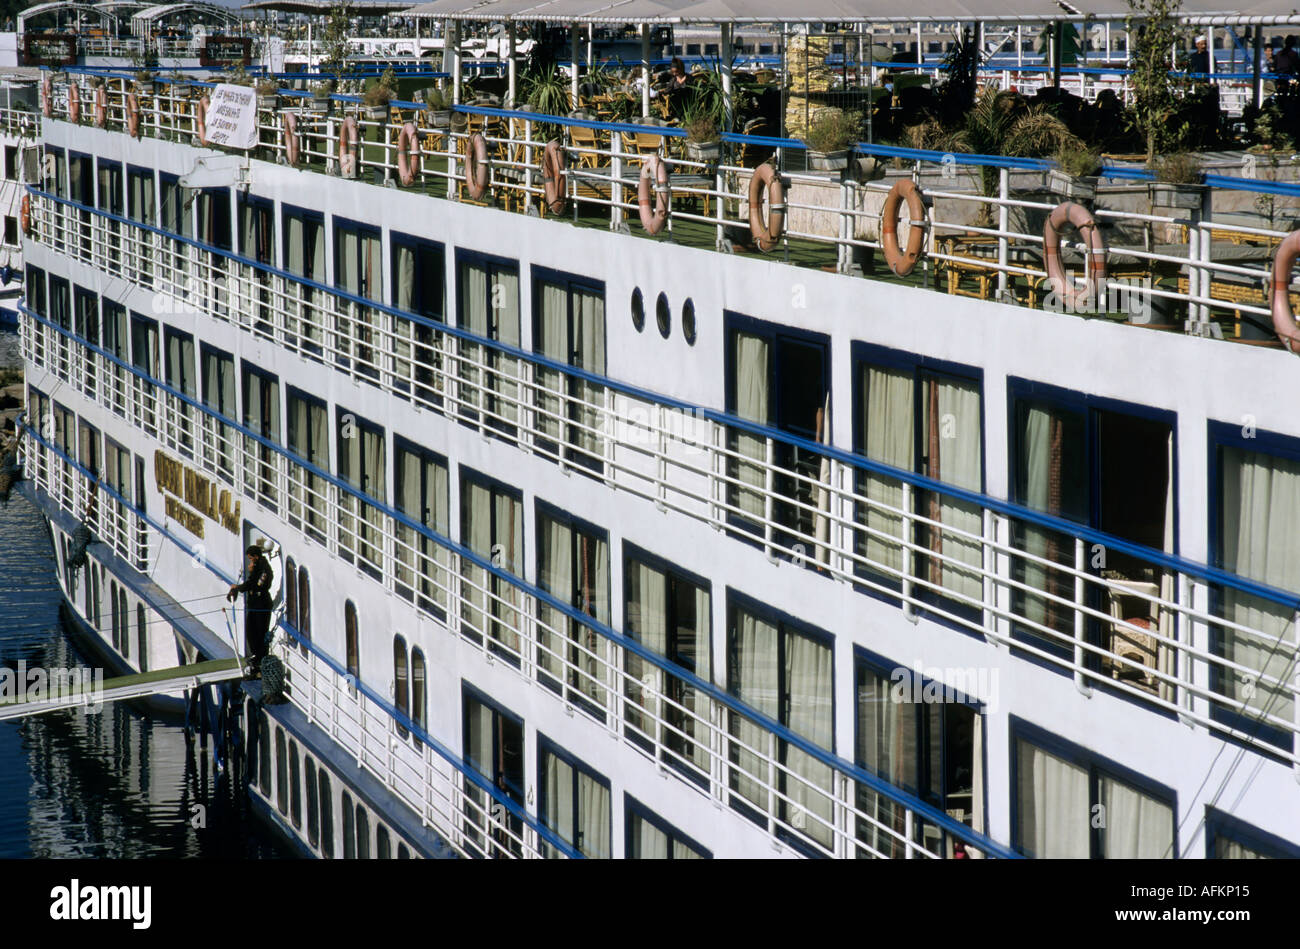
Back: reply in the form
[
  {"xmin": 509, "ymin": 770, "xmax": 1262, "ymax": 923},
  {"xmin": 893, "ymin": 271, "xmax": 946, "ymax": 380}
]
[
  {"xmin": 1010, "ymin": 716, "xmax": 1176, "ymax": 858},
  {"xmin": 391, "ymin": 232, "xmax": 446, "ymax": 406},
  {"xmin": 238, "ymin": 192, "xmax": 275, "ymax": 265},
  {"xmin": 286, "ymin": 385, "xmax": 329, "ymax": 543},
  {"xmin": 281, "ymin": 203, "xmax": 325, "ymax": 357},
  {"xmin": 462, "ymin": 682, "xmax": 525, "ymax": 858},
  {"xmin": 73, "ymin": 285, "xmax": 98, "ymax": 346},
  {"xmin": 126, "ymin": 164, "xmax": 154, "ymax": 224},
  {"xmin": 625, "ymin": 795, "xmax": 712, "ymax": 858},
  {"xmin": 723, "ymin": 312, "xmax": 831, "ymax": 559},
  {"xmin": 622, "ymin": 541, "xmax": 712, "ymax": 787},
  {"xmin": 725, "ymin": 589, "xmax": 835, "ymax": 856},
  {"xmin": 196, "ymin": 187, "xmax": 232, "ymax": 251},
  {"xmin": 333, "ymin": 215, "xmax": 382, "ymax": 381},
  {"xmin": 336, "ymin": 406, "xmax": 386, "ymax": 578},
  {"xmin": 1207, "ymin": 420, "xmax": 1300, "ymax": 754},
  {"xmin": 158, "ymin": 172, "xmax": 187, "ymax": 236},
  {"xmin": 852, "ymin": 645, "xmax": 987, "ymax": 859},
  {"xmin": 456, "ymin": 248, "xmax": 521, "ymax": 440},
  {"xmin": 851, "ymin": 342, "xmax": 984, "ymax": 626},
  {"xmin": 25, "ymin": 264, "xmax": 45, "ymax": 317},
  {"xmin": 393, "ymin": 436, "xmax": 449, "ymax": 620},
  {"xmin": 531, "ymin": 264, "xmax": 605, "ymax": 473},
  {"xmin": 458, "ymin": 466, "xmax": 524, "ymax": 658},
  {"xmin": 1205, "ymin": 807, "xmax": 1300, "ymax": 858},
  {"xmin": 1007, "ymin": 378, "xmax": 1178, "ymax": 680},
  {"xmin": 537, "ymin": 734, "xmax": 612, "ymax": 859},
  {"xmin": 242, "ymin": 362, "xmax": 281, "ymax": 512}
]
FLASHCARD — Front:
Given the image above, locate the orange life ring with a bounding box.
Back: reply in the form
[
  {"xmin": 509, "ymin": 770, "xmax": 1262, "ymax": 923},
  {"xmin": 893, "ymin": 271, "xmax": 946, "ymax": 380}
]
[
  {"xmin": 20, "ymin": 194, "xmax": 31, "ymax": 236},
  {"xmin": 881, "ymin": 178, "xmax": 927, "ymax": 276},
  {"xmin": 637, "ymin": 154, "xmax": 669, "ymax": 235},
  {"xmin": 1269, "ymin": 230, "xmax": 1300, "ymax": 352},
  {"xmin": 94, "ymin": 85, "xmax": 107, "ymax": 128},
  {"xmin": 41, "ymin": 76, "xmax": 52, "ymax": 118},
  {"xmin": 396, "ymin": 121, "xmax": 419, "ymax": 186},
  {"xmin": 464, "ymin": 131, "xmax": 489, "ymax": 199},
  {"xmin": 748, "ymin": 162, "xmax": 786, "ymax": 252},
  {"xmin": 1043, "ymin": 200, "xmax": 1107, "ymax": 312},
  {"xmin": 68, "ymin": 83, "xmax": 80, "ymax": 123},
  {"xmin": 542, "ymin": 139, "xmax": 566, "ymax": 214},
  {"xmin": 126, "ymin": 91, "xmax": 140, "ymax": 138},
  {"xmin": 195, "ymin": 93, "xmax": 209, "ymax": 144},
  {"xmin": 283, "ymin": 112, "xmax": 300, "ymax": 166},
  {"xmin": 339, "ymin": 115, "xmax": 359, "ymax": 178}
]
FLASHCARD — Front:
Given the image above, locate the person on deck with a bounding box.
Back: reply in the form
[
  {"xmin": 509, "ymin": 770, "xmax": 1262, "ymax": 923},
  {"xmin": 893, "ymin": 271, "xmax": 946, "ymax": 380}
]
[
  {"xmin": 227, "ymin": 545, "xmax": 273, "ymax": 676},
  {"xmin": 1188, "ymin": 35, "xmax": 1210, "ymax": 75}
]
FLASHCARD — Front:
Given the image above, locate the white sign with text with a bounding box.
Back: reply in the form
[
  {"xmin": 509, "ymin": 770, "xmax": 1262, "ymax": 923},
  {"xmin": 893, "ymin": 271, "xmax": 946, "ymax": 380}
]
[{"xmin": 204, "ymin": 83, "xmax": 258, "ymax": 150}]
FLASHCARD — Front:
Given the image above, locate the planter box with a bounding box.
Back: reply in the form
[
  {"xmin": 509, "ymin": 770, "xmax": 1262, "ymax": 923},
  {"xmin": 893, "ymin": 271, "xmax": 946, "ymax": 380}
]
[
  {"xmin": 310, "ymin": 94, "xmax": 332, "ymax": 113},
  {"xmin": 807, "ymin": 149, "xmax": 850, "ymax": 172},
  {"xmin": 427, "ymin": 109, "xmax": 451, "ymax": 128},
  {"xmin": 1048, "ymin": 168, "xmax": 1098, "ymax": 201},
  {"xmin": 685, "ymin": 140, "xmax": 721, "ymax": 163},
  {"xmin": 364, "ymin": 104, "xmax": 389, "ymax": 121},
  {"xmin": 1149, "ymin": 181, "xmax": 1205, "ymax": 209},
  {"xmin": 258, "ymin": 94, "xmax": 278, "ymax": 111}
]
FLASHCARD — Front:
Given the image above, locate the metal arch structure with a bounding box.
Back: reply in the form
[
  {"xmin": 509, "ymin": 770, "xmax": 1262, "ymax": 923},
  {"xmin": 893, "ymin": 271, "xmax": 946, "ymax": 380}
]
[
  {"xmin": 241, "ymin": 0, "xmax": 416, "ymax": 13},
  {"xmin": 17, "ymin": 1, "xmax": 118, "ymax": 35},
  {"xmin": 129, "ymin": 1, "xmax": 244, "ymax": 36}
]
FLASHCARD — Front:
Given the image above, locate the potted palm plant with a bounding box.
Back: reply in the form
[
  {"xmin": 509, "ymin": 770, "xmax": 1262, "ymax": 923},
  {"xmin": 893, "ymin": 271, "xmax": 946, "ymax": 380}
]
[
  {"xmin": 805, "ymin": 109, "xmax": 859, "ymax": 172},
  {"xmin": 423, "ymin": 86, "xmax": 451, "ymax": 127},
  {"xmin": 1049, "ymin": 142, "xmax": 1103, "ymax": 201},
  {"xmin": 1148, "ymin": 152, "xmax": 1204, "ymax": 209},
  {"xmin": 682, "ymin": 100, "xmax": 721, "ymax": 163},
  {"xmin": 362, "ymin": 81, "xmax": 393, "ymax": 121}
]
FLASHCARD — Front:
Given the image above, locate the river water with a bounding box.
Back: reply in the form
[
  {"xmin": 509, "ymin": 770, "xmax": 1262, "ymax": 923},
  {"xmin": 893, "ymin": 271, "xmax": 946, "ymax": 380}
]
[{"xmin": 0, "ymin": 328, "xmax": 288, "ymax": 858}]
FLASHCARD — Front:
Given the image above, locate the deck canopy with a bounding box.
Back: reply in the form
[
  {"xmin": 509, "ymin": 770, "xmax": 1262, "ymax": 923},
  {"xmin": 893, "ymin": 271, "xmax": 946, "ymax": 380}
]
[
  {"xmin": 241, "ymin": 0, "xmax": 415, "ymax": 13},
  {"xmin": 399, "ymin": 0, "xmax": 1280, "ymax": 25},
  {"xmin": 130, "ymin": 1, "xmax": 243, "ymax": 34},
  {"xmin": 17, "ymin": 1, "xmax": 118, "ymax": 32}
]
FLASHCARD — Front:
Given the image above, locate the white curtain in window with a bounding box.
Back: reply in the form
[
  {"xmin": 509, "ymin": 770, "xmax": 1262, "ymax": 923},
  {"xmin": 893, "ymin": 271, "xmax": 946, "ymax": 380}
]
[
  {"xmin": 928, "ymin": 377, "xmax": 983, "ymax": 601},
  {"xmin": 1100, "ymin": 775, "xmax": 1173, "ymax": 858},
  {"xmin": 628, "ymin": 561, "xmax": 666, "ymax": 739},
  {"xmin": 635, "ymin": 816, "xmax": 669, "ymax": 859},
  {"xmin": 538, "ymin": 515, "xmax": 572, "ymax": 683},
  {"xmin": 783, "ymin": 631, "xmax": 833, "ymax": 849},
  {"xmin": 461, "ymin": 480, "xmax": 493, "ymax": 639},
  {"xmin": 1221, "ymin": 446, "xmax": 1300, "ymax": 725},
  {"xmin": 731, "ymin": 608, "xmax": 778, "ymax": 812},
  {"xmin": 573, "ymin": 288, "xmax": 604, "ymax": 458},
  {"xmin": 1016, "ymin": 740, "xmax": 1089, "ymax": 858},
  {"xmin": 537, "ymin": 282, "xmax": 568, "ymax": 446},
  {"xmin": 577, "ymin": 772, "xmax": 610, "ymax": 859},
  {"xmin": 492, "ymin": 491, "xmax": 522, "ymax": 655},
  {"xmin": 863, "ymin": 367, "xmax": 912, "ymax": 575},
  {"xmin": 543, "ymin": 752, "xmax": 574, "ymax": 858},
  {"xmin": 733, "ymin": 332, "xmax": 769, "ymax": 520},
  {"xmin": 493, "ymin": 270, "xmax": 521, "ymax": 428},
  {"xmin": 396, "ymin": 449, "xmax": 423, "ymax": 592},
  {"xmin": 1020, "ymin": 405, "xmax": 1056, "ymax": 629}
]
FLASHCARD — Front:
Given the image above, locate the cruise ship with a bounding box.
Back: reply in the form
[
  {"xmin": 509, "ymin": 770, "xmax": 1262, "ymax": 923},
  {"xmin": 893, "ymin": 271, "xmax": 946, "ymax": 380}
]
[{"xmin": 9, "ymin": 0, "xmax": 1300, "ymax": 861}]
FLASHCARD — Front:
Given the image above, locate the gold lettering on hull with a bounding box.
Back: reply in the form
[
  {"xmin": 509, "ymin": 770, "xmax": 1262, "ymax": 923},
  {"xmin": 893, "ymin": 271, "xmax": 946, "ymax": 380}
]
[{"xmin": 154, "ymin": 449, "xmax": 241, "ymax": 535}]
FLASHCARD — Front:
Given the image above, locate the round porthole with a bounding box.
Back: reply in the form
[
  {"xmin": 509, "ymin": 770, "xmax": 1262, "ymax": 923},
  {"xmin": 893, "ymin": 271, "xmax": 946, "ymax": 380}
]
[
  {"xmin": 681, "ymin": 298, "xmax": 696, "ymax": 345},
  {"xmin": 631, "ymin": 287, "xmax": 645, "ymax": 332},
  {"xmin": 656, "ymin": 292, "xmax": 671, "ymax": 338}
]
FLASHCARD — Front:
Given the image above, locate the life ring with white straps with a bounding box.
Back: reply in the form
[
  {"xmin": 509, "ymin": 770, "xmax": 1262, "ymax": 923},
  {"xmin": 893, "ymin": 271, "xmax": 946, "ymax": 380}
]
[
  {"xmin": 1043, "ymin": 200, "xmax": 1107, "ymax": 312},
  {"xmin": 542, "ymin": 139, "xmax": 566, "ymax": 214},
  {"xmin": 68, "ymin": 83, "xmax": 80, "ymax": 123},
  {"xmin": 748, "ymin": 162, "xmax": 785, "ymax": 252},
  {"xmin": 20, "ymin": 194, "xmax": 31, "ymax": 236},
  {"xmin": 396, "ymin": 121, "xmax": 420, "ymax": 186},
  {"xmin": 1269, "ymin": 230, "xmax": 1300, "ymax": 352},
  {"xmin": 637, "ymin": 154, "xmax": 669, "ymax": 235},
  {"xmin": 126, "ymin": 91, "xmax": 141, "ymax": 138},
  {"xmin": 195, "ymin": 93, "xmax": 210, "ymax": 144},
  {"xmin": 94, "ymin": 85, "xmax": 107, "ymax": 128},
  {"xmin": 881, "ymin": 178, "xmax": 927, "ymax": 276},
  {"xmin": 464, "ymin": 131, "xmax": 489, "ymax": 200},
  {"xmin": 338, "ymin": 115, "xmax": 359, "ymax": 178},
  {"xmin": 283, "ymin": 112, "xmax": 300, "ymax": 166}
]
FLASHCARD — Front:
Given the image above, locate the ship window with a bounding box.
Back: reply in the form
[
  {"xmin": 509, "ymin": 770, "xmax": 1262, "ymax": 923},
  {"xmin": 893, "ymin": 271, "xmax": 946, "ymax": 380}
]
[
  {"xmin": 852, "ymin": 346, "xmax": 983, "ymax": 618},
  {"xmin": 623, "ymin": 544, "xmax": 711, "ymax": 783},
  {"xmin": 305, "ymin": 757, "xmax": 320, "ymax": 849},
  {"xmin": 73, "ymin": 287, "xmax": 98, "ymax": 348},
  {"xmin": 336, "ymin": 407, "xmax": 385, "ymax": 578},
  {"xmin": 298, "ymin": 566, "xmax": 312, "ymax": 653},
  {"xmin": 411, "ymin": 648, "xmax": 426, "ymax": 745},
  {"xmin": 77, "ymin": 419, "xmax": 100, "ymax": 479},
  {"xmin": 164, "ymin": 327, "xmax": 197, "ymax": 458},
  {"xmin": 1012, "ymin": 722, "xmax": 1174, "ymax": 858},
  {"xmin": 318, "ymin": 771, "xmax": 334, "ymax": 857},
  {"xmin": 655, "ymin": 291, "xmax": 670, "ymax": 338},
  {"xmin": 724, "ymin": 313, "xmax": 830, "ymax": 561},
  {"xmin": 96, "ymin": 159, "xmax": 123, "ymax": 217},
  {"xmin": 289, "ymin": 740, "xmax": 302, "ymax": 829},
  {"xmin": 49, "ymin": 276, "xmax": 70, "ymax": 380},
  {"xmin": 459, "ymin": 470, "xmax": 523, "ymax": 660},
  {"xmin": 3, "ymin": 216, "xmax": 15, "ymax": 246},
  {"xmin": 536, "ymin": 504, "xmax": 609, "ymax": 715},
  {"xmin": 395, "ymin": 439, "xmax": 449, "ymax": 619},
  {"xmin": 686, "ymin": 43, "xmax": 699, "ymax": 54},
  {"xmin": 276, "ymin": 726, "xmax": 288, "ymax": 816},
  {"xmin": 195, "ymin": 187, "xmax": 232, "ymax": 251},
  {"xmin": 397, "ymin": 843, "xmax": 409, "ymax": 859},
  {"xmin": 345, "ymin": 600, "xmax": 360, "ymax": 691},
  {"xmin": 681, "ymin": 298, "xmax": 696, "ymax": 345},
  {"xmin": 630, "ymin": 287, "xmax": 644, "ymax": 332},
  {"xmin": 104, "ymin": 436, "xmax": 130, "ymax": 508},
  {"xmin": 393, "ymin": 635, "xmax": 409, "ymax": 740},
  {"xmin": 626, "ymin": 796, "xmax": 710, "ymax": 858},
  {"xmin": 1208, "ymin": 422, "xmax": 1300, "ymax": 752},
  {"xmin": 533, "ymin": 269, "xmax": 605, "ymax": 474},
  {"xmin": 462, "ymin": 687, "xmax": 525, "ymax": 858},
  {"xmin": 238, "ymin": 193, "xmax": 275, "ymax": 266},
  {"xmin": 117, "ymin": 587, "xmax": 127, "ymax": 656},
  {"xmin": 242, "ymin": 364, "xmax": 281, "ymax": 512},
  {"xmin": 726, "ymin": 593, "xmax": 834, "ymax": 855},
  {"xmin": 1205, "ymin": 807, "xmax": 1300, "ymax": 858},
  {"xmin": 356, "ymin": 804, "xmax": 370, "ymax": 859},
  {"xmin": 334, "ymin": 217, "xmax": 382, "ymax": 382},
  {"xmin": 136, "ymin": 604, "xmax": 146, "ymax": 671},
  {"xmin": 456, "ymin": 252, "xmax": 520, "ymax": 441},
  {"xmin": 537, "ymin": 738, "xmax": 610, "ymax": 859},
  {"xmin": 854, "ymin": 652, "xmax": 985, "ymax": 858},
  {"xmin": 287, "ymin": 387, "xmax": 329, "ymax": 543},
  {"xmin": 284, "ymin": 558, "xmax": 298, "ymax": 631},
  {"xmin": 258, "ymin": 711, "xmax": 272, "ymax": 797},
  {"xmin": 91, "ymin": 566, "xmax": 100, "ymax": 633},
  {"xmin": 109, "ymin": 580, "xmax": 119, "ymax": 653},
  {"xmin": 392, "ymin": 233, "xmax": 445, "ymax": 407},
  {"xmin": 102, "ymin": 301, "xmax": 127, "ymax": 416},
  {"xmin": 376, "ymin": 825, "xmax": 391, "ymax": 859},
  {"xmin": 25, "ymin": 264, "xmax": 45, "ymax": 317},
  {"xmin": 342, "ymin": 791, "xmax": 355, "ymax": 859},
  {"xmin": 1008, "ymin": 381, "xmax": 1174, "ymax": 687},
  {"xmin": 281, "ymin": 205, "xmax": 326, "ymax": 358},
  {"xmin": 4, "ymin": 145, "xmax": 15, "ymax": 180},
  {"xmin": 129, "ymin": 312, "xmax": 159, "ymax": 436},
  {"xmin": 200, "ymin": 343, "xmax": 236, "ymax": 482}
]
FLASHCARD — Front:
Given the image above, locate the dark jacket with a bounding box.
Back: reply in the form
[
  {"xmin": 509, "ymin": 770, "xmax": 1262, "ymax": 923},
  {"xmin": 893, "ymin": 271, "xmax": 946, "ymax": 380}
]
[{"xmin": 233, "ymin": 557, "xmax": 273, "ymax": 611}]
